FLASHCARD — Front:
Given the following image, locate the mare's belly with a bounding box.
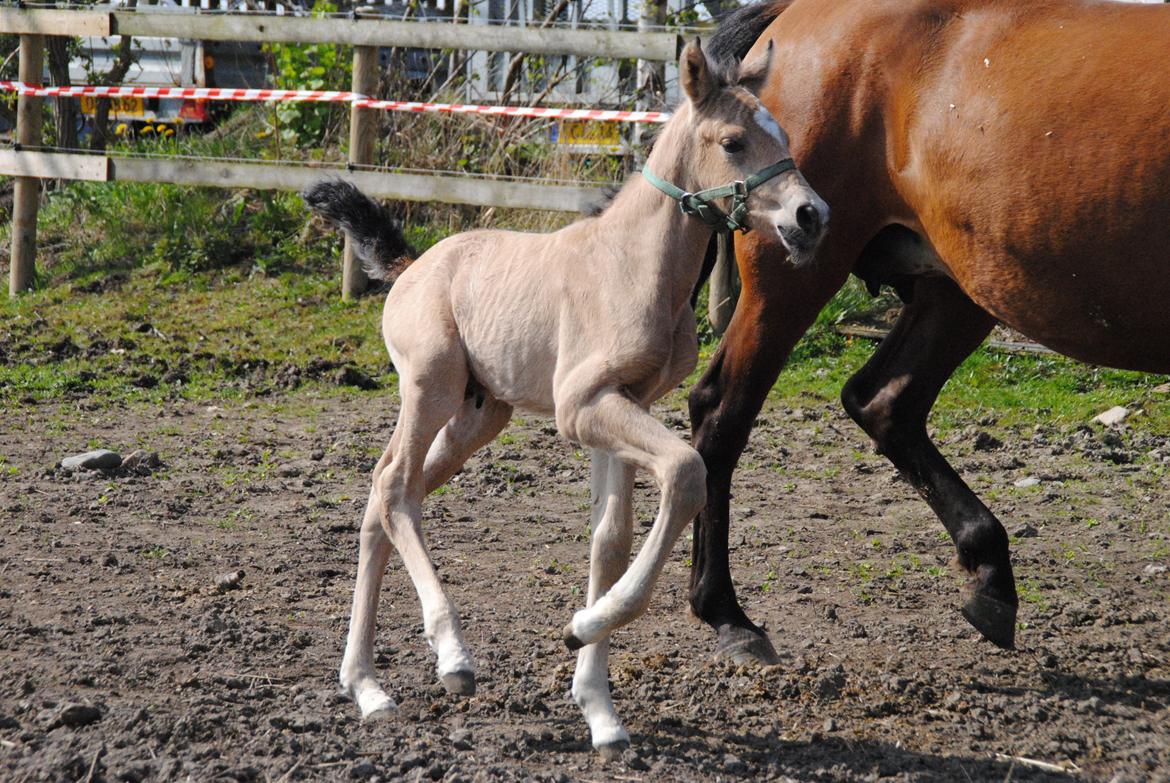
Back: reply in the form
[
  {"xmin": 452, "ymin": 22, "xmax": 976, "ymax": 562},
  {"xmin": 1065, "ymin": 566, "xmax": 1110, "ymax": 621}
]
[{"xmin": 958, "ymin": 256, "xmax": 1170, "ymax": 375}]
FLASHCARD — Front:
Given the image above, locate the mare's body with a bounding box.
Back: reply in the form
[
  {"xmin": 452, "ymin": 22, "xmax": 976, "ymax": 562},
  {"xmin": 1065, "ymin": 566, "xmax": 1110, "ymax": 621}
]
[{"xmin": 689, "ymin": 0, "xmax": 1170, "ymax": 661}]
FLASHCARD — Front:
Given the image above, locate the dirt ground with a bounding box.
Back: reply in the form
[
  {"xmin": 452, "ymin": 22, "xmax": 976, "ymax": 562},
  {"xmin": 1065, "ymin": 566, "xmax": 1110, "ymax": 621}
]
[{"xmin": 1, "ymin": 389, "xmax": 1167, "ymax": 782}]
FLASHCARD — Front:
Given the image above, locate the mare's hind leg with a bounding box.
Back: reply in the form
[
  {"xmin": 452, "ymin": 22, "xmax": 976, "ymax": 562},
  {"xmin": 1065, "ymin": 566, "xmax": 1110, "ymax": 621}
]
[
  {"xmin": 840, "ymin": 276, "xmax": 1017, "ymax": 648},
  {"xmin": 573, "ymin": 449, "xmax": 635, "ymax": 758}
]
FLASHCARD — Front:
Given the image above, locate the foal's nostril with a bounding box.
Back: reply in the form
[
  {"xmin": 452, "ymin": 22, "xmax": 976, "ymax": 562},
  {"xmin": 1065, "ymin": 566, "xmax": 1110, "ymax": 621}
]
[{"xmin": 796, "ymin": 203, "xmax": 822, "ymax": 235}]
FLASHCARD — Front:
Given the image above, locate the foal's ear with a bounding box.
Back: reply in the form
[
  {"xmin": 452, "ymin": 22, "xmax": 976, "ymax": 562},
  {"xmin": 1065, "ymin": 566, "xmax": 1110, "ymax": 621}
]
[
  {"xmin": 737, "ymin": 40, "xmax": 774, "ymax": 94},
  {"xmin": 680, "ymin": 38, "xmax": 717, "ymax": 106}
]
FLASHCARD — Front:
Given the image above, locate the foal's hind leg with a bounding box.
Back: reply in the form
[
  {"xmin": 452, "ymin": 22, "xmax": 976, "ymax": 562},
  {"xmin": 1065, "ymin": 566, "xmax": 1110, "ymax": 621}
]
[
  {"xmin": 340, "ymin": 357, "xmax": 477, "ymax": 719},
  {"xmin": 423, "ymin": 393, "xmax": 513, "ymax": 495},
  {"xmin": 840, "ymin": 276, "xmax": 1018, "ymax": 648},
  {"xmin": 573, "ymin": 449, "xmax": 635, "ymax": 758},
  {"xmin": 340, "ymin": 486, "xmax": 399, "ymax": 719}
]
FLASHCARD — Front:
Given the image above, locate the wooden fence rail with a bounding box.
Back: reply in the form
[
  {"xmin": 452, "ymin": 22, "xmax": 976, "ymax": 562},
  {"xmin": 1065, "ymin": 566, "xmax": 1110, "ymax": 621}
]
[
  {"xmin": 2, "ymin": 9, "xmax": 678, "ymax": 298},
  {"xmin": 0, "ymin": 8, "xmax": 681, "ymax": 60}
]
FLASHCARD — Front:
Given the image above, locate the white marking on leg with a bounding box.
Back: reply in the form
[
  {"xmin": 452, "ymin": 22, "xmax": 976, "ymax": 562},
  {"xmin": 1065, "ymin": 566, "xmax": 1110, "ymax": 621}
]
[
  {"xmin": 572, "ymin": 451, "xmax": 634, "ymax": 749},
  {"xmin": 560, "ymin": 390, "xmax": 707, "ymax": 646},
  {"xmin": 340, "ymin": 490, "xmax": 399, "ymax": 719}
]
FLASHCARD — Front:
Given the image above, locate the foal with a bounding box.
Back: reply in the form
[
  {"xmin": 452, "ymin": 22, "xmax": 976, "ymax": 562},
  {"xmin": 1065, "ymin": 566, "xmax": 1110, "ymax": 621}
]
[{"xmin": 306, "ymin": 40, "xmax": 827, "ymax": 756}]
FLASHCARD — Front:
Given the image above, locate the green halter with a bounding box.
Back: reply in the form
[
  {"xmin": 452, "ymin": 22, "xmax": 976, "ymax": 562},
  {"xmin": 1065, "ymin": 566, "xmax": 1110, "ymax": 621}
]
[{"xmin": 641, "ymin": 158, "xmax": 797, "ymax": 234}]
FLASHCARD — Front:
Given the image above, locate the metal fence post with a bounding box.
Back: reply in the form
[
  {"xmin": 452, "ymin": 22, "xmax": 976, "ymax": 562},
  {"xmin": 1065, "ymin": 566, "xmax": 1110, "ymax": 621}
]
[
  {"xmin": 342, "ymin": 44, "xmax": 378, "ymax": 301},
  {"xmin": 9, "ymin": 34, "xmax": 44, "ymax": 296}
]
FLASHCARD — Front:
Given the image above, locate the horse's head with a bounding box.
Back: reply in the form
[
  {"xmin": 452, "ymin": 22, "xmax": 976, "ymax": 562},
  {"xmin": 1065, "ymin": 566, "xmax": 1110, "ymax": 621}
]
[{"xmin": 649, "ymin": 38, "xmax": 828, "ymax": 264}]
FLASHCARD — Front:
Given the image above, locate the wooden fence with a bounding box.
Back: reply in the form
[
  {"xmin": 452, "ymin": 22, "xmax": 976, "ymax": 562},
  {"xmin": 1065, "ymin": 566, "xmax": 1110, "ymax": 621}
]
[{"xmin": 2, "ymin": 7, "xmax": 681, "ymax": 297}]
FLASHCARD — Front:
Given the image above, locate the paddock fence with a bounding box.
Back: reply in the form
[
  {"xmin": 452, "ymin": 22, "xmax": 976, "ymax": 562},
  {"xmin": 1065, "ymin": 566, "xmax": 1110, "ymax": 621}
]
[{"xmin": 1, "ymin": 6, "xmax": 683, "ymax": 297}]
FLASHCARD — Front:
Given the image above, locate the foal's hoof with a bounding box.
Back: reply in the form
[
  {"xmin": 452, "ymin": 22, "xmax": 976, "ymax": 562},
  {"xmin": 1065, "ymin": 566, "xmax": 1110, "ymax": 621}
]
[
  {"xmin": 364, "ymin": 703, "xmax": 398, "ymax": 722},
  {"xmin": 714, "ymin": 624, "xmax": 782, "ymax": 666},
  {"xmin": 960, "ymin": 593, "xmax": 1018, "ymax": 650},
  {"xmin": 563, "ymin": 622, "xmax": 586, "ymax": 651},
  {"xmin": 440, "ymin": 670, "xmax": 477, "ymax": 696},
  {"xmin": 596, "ymin": 740, "xmax": 630, "ymax": 762}
]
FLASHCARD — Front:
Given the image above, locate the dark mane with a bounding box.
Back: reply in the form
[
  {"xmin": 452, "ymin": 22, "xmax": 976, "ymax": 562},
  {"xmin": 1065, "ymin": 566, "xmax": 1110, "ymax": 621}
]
[{"xmin": 708, "ymin": 1, "xmax": 793, "ymax": 66}]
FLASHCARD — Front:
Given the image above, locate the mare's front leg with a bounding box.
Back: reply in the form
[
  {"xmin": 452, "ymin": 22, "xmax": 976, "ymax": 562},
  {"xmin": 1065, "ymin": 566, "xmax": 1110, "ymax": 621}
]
[
  {"xmin": 840, "ymin": 276, "xmax": 1017, "ymax": 648},
  {"xmin": 688, "ymin": 234, "xmax": 852, "ymax": 663},
  {"xmin": 572, "ymin": 450, "xmax": 636, "ymax": 759}
]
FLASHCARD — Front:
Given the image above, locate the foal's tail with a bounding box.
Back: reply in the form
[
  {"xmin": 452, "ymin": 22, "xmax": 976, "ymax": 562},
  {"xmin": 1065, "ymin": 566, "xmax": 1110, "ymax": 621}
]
[{"xmin": 303, "ymin": 180, "xmax": 416, "ymax": 281}]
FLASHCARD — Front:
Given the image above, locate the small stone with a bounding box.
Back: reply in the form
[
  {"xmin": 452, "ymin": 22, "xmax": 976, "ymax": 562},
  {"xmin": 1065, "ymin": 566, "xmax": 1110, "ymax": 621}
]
[
  {"xmin": 721, "ymin": 753, "xmax": 747, "ymax": 774},
  {"xmin": 1013, "ymin": 523, "xmax": 1039, "ymax": 538},
  {"xmin": 973, "ymin": 431, "xmax": 1002, "ymax": 451},
  {"xmin": 102, "ymin": 553, "xmax": 118, "ymax": 567},
  {"xmin": 120, "ymin": 450, "xmax": 160, "ymax": 472},
  {"xmin": 822, "ymin": 717, "xmax": 837, "ymax": 732},
  {"xmin": 1014, "ymin": 477, "xmax": 1041, "ymax": 488},
  {"xmin": 215, "ymin": 570, "xmax": 245, "ymax": 593},
  {"xmin": 1093, "ymin": 406, "xmax": 1130, "ymax": 426},
  {"xmin": 625, "ymin": 751, "xmax": 650, "ymax": 771},
  {"xmin": 349, "ymin": 761, "xmax": 377, "ymax": 779},
  {"xmin": 450, "ymin": 728, "xmax": 473, "ymax": 751},
  {"xmin": 61, "ymin": 450, "xmax": 122, "ymax": 471},
  {"xmin": 45, "ymin": 702, "xmax": 103, "ymax": 729},
  {"xmin": 1143, "ymin": 564, "xmax": 1167, "ymax": 577},
  {"xmin": 335, "ymin": 366, "xmax": 379, "ymax": 390}
]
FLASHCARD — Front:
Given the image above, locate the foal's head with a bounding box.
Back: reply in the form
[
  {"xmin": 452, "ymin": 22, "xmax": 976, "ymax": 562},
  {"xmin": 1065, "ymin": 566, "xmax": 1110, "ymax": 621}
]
[{"xmin": 652, "ymin": 39, "xmax": 828, "ymax": 264}]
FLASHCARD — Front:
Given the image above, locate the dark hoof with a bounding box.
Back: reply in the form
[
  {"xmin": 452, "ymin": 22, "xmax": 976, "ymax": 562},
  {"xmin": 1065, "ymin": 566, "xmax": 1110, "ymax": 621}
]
[
  {"xmin": 596, "ymin": 740, "xmax": 629, "ymax": 762},
  {"xmin": 961, "ymin": 593, "xmax": 1017, "ymax": 650},
  {"xmin": 439, "ymin": 670, "xmax": 476, "ymax": 696},
  {"xmin": 563, "ymin": 623, "xmax": 585, "ymax": 651},
  {"xmin": 714, "ymin": 624, "xmax": 782, "ymax": 666}
]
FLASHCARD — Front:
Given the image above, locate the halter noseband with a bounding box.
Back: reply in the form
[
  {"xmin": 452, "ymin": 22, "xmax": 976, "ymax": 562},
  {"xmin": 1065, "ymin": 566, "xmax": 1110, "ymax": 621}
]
[{"xmin": 641, "ymin": 158, "xmax": 797, "ymax": 234}]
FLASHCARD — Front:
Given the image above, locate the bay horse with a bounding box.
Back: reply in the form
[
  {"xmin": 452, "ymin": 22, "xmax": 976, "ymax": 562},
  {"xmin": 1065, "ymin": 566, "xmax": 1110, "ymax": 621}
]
[
  {"xmin": 688, "ymin": 0, "xmax": 1170, "ymax": 664},
  {"xmin": 305, "ymin": 39, "xmax": 827, "ymax": 757}
]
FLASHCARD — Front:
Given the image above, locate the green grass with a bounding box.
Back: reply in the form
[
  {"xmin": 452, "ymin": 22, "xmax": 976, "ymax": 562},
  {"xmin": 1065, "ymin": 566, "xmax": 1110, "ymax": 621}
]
[{"xmin": 4, "ymin": 112, "xmax": 1170, "ymax": 432}]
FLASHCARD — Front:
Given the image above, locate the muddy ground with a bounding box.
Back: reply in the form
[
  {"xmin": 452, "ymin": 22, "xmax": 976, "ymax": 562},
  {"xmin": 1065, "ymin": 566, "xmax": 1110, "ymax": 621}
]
[{"xmin": 1, "ymin": 389, "xmax": 1168, "ymax": 782}]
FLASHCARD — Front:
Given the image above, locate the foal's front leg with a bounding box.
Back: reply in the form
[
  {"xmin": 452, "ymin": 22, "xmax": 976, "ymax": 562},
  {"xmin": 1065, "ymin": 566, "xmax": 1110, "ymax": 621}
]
[
  {"xmin": 558, "ymin": 388, "xmax": 707, "ymax": 648},
  {"xmin": 573, "ymin": 449, "xmax": 635, "ymax": 758}
]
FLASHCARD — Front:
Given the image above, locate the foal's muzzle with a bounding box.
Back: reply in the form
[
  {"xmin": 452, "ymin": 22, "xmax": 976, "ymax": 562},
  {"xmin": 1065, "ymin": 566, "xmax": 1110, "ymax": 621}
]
[{"xmin": 777, "ymin": 196, "xmax": 829, "ymax": 263}]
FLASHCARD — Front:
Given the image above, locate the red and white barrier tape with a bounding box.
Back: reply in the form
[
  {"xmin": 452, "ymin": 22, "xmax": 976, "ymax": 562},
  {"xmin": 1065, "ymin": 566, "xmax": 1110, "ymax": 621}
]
[{"xmin": 0, "ymin": 80, "xmax": 672, "ymax": 123}]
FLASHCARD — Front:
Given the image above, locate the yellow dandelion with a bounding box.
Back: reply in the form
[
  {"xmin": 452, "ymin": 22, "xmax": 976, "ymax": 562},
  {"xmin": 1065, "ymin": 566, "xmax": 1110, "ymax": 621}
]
[
  {"xmin": 114, "ymin": 123, "xmax": 128, "ymax": 136},
  {"xmin": 141, "ymin": 125, "xmax": 155, "ymax": 135}
]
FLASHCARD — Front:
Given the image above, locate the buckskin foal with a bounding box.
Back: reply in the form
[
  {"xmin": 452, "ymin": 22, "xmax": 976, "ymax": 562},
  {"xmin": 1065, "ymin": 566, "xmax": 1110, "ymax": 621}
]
[
  {"xmin": 686, "ymin": 0, "xmax": 1170, "ymax": 663},
  {"xmin": 306, "ymin": 40, "xmax": 827, "ymax": 755}
]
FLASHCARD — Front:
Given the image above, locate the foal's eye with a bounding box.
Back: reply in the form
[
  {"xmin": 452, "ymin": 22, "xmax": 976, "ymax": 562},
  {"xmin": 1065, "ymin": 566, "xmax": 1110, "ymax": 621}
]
[{"xmin": 720, "ymin": 138, "xmax": 744, "ymax": 154}]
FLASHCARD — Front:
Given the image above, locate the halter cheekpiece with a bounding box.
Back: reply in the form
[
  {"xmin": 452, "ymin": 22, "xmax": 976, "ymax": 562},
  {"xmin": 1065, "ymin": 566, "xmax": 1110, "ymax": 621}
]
[{"xmin": 641, "ymin": 157, "xmax": 796, "ymax": 234}]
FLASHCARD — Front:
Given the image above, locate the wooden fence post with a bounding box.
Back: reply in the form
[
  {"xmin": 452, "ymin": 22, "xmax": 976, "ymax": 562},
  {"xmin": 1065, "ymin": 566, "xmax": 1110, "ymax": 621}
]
[
  {"xmin": 9, "ymin": 34, "xmax": 44, "ymax": 296},
  {"xmin": 342, "ymin": 44, "xmax": 378, "ymax": 300}
]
